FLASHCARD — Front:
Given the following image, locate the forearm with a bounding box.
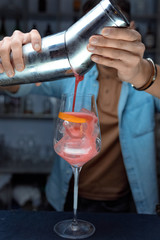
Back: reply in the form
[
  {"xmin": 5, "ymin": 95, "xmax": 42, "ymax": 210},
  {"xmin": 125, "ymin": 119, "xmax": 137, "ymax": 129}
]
[
  {"xmin": 0, "ymin": 85, "xmax": 20, "ymax": 93},
  {"xmin": 131, "ymin": 58, "xmax": 160, "ymax": 99},
  {"xmin": 146, "ymin": 64, "xmax": 160, "ymax": 98}
]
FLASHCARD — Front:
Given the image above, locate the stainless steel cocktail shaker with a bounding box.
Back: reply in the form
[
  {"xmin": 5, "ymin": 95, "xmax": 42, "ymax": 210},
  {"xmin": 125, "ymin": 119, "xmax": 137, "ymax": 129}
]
[{"xmin": 0, "ymin": 0, "xmax": 129, "ymax": 86}]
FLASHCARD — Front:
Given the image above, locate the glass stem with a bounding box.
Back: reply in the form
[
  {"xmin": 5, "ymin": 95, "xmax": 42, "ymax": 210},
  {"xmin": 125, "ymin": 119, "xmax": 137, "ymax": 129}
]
[{"xmin": 72, "ymin": 166, "xmax": 81, "ymax": 225}]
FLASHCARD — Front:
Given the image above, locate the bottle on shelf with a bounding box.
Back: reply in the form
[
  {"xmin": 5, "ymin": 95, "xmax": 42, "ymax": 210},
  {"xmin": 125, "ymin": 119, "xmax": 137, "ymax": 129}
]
[
  {"xmin": 73, "ymin": 0, "xmax": 81, "ymax": 22},
  {"xmin": 4, "ymin": 95, "xmax": 11, "ymax": 114},
  {"xmin": 38, "ymin": 0, "xmax": 47, "ymax": 13},
  {"xmin": 24, "ymin": 97, "xmax": 33, "ymax": 114},
  {"xmin": 44, "ymin": 24, "xmax": 53, "ymax": 36},
  {"xmin": 135, "ymin": 0, "xmax": 145, "ymax": 15},
  {"xmin": 43, "ymin": 98, "xmax": 51, "ymax": 114},
  {"xmin": 0, "ymin": 17, "xmax": 7, "ymax": 41},
  {"xmin": 32, "ymin": 24, "xmax": 37, "ymax": 30},
  {"xmin": 27, "ymin": 24, "xmax": 38, "ymax": 35},
  {"xmin": 15, "ymin": 18, "xmax": 21, "ymax": 31},
  {"xmin": 73, "ymin": 0, "xmax": 81, "ymax": 12},
  {"xmin": 144, "ymin": 23, "xmax": 156, "ymax": 50},
  {"xmin": 0, "ymin": 93, "xmax": 5, "ymax": 114}
]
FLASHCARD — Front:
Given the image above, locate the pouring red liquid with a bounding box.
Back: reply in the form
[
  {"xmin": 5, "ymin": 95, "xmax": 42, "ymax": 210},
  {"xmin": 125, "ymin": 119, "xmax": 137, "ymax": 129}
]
[{"xmin": 72, "ymin": 74, "xmax": 84, "ymax": 112}]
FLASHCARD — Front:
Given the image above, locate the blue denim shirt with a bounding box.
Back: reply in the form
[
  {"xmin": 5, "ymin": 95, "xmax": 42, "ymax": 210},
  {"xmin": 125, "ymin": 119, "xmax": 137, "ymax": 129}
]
[{"xmin": 11, "ymin": 65, "xmax": 160, "ymax": 214}]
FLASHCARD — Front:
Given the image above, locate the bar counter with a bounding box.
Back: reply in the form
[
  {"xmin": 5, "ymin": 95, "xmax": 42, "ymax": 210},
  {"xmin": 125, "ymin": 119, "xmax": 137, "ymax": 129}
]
[{"xmin": 0, "ymin": 210, "xmax": 160, "ymax": 239}]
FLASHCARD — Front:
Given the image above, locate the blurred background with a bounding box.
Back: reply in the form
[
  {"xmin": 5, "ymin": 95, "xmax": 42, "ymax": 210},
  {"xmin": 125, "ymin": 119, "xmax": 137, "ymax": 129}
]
[{"xmin": 0, "ymin": 0, "xmax": 160, "ymax": 211}]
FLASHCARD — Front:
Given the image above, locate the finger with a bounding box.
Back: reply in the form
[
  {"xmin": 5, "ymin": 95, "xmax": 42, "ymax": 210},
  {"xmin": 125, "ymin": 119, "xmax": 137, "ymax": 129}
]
[
  {"xmin": 0, "ymin": 37, "xmax": 14, "ymax": 77},
  {"xmin": 101, "ymin": 27, "xmax": 142, "ymax": 42},
  {"xmin": 91, "ymin": 54, "xmax": 124, "ymax": 70},
  {"xmin": 90, "ymin": 50, "xmax": 140, "ymax": 71},
  {"xmin": 21, "ymin": 30, "xmax": 41, "ymax": 52},
  {"xmin": 88, "ymin": 44, "xmax": 143, "ymax": 64},
  {"xmin": 11, "ymin": 31, "xmax": 25, "ymax": 72},
  {"xmin": 88, "ymin": 35, "xmax": 145, "ymax": 56}
]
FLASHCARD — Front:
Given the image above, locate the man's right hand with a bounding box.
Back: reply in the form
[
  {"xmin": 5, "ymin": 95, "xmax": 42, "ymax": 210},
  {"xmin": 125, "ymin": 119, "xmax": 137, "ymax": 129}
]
[
  {"xmin": 0, "ymin": 29, "xmax": 41, "ymax": 78},
  {"xmin": 0, "ymin": 29, "xmax": 42, "ymax": 92}
]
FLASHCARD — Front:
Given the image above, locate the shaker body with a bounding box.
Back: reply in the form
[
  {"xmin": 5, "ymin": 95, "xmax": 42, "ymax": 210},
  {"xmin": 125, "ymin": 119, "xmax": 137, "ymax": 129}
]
[{"xmin": 0, "ymin": 31, "xmax": 72, "ymax": 86}]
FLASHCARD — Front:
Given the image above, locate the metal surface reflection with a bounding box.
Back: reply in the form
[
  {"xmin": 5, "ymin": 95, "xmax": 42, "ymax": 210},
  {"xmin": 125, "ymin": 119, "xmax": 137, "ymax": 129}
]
[{"xmin": 0, "ymin": 0, "xmax": 129, "ymax": 86}]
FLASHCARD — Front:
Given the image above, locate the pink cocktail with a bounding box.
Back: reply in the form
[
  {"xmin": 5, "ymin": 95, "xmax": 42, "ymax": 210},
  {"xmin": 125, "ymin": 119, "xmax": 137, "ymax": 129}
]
[{"xmin": 54, "ymin": 111, "xmax": 99, "ymax": 167}]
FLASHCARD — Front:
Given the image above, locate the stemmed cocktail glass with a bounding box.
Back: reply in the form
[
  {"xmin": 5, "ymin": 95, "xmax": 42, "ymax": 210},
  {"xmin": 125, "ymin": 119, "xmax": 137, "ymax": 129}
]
[{"xmin": 53, "ymin": 94, "xmax": 101, "ymax": 239}]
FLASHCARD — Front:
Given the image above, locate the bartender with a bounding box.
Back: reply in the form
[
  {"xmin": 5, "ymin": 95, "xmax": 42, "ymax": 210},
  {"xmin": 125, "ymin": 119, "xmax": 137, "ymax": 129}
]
[{"xmin": 0, "ymin": 0, "xmax": 159, "ymax": 214}]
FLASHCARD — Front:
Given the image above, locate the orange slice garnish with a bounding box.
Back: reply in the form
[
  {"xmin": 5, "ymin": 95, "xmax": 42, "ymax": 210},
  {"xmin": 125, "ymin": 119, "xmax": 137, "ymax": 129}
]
[{"xmin": 58, "ymin": 112, "xmax": 86, "ymax": 123}]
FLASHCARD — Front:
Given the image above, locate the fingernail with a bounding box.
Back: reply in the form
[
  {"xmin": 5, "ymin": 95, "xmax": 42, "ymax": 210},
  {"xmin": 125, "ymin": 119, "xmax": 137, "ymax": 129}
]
[
  {"xmin": 34, "ymin": 43, "xmax": 40, "ymax": 51},
  {"xmin": 88, "ymin": 45, "xmax": 95, "ymax": 51},
  {"xmin": 102, "ymin": 28, "xmax": 111, "ymax": 36},
  {"xmin": 7, "ymin": 71, "xmax": 14, "ymax": 77},
  {"xmin": 91, "ymin": 56, "xmax": 99, "ymax": 62},
  {"xmin": 16, "ymin": 64, "xmax": 23, "ymax": 71},
  {"xmin": 90, "ymin": 37, "xmax": 98, "ymax": 44}
]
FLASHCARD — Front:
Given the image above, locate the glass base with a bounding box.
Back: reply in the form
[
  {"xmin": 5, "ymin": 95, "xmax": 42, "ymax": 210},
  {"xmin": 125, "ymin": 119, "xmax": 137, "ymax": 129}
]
[{"xmin": 54, "ymin": 219, "xmax": 95, "ymax": 239}]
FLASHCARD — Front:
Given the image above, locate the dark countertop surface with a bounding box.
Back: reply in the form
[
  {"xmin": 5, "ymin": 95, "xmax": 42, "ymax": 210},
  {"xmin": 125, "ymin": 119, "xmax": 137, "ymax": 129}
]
[{"xmin": 0, "ymin": 210, "xmax": 160, "ymax": 240}]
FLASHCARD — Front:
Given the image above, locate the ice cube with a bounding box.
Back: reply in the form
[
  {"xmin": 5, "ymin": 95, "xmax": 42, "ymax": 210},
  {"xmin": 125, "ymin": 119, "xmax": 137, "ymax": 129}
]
[
  {"xmin": 63, "ymin": 140, "xmax": 91, "ymax": 156},
  {"xmin": 64, "ymin": 121, "xmax": 84, "ymax": 139}
]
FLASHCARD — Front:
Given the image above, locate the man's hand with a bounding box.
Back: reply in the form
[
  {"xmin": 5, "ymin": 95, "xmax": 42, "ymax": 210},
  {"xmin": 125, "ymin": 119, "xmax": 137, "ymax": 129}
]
[
  {"xmin": 0, "ymin": 29, "xmax": 42, "ymax": 92},
  {"xmin": 87, "ymin": 27, "xmax": 151, "ymax": 89},
  {"xmin": 0, "ymin": 29, "xmax": 41, "ymax": 78}
]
